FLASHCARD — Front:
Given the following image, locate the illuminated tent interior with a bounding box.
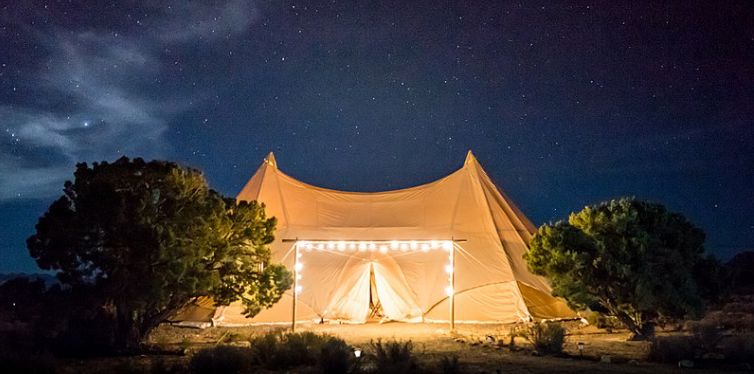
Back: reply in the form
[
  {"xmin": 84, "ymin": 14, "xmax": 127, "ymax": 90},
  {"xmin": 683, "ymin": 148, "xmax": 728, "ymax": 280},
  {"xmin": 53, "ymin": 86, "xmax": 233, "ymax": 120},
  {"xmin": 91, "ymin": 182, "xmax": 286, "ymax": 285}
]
[{"xmin": 172, "ymin": 151, "xmax": 575, "ymax": 327}]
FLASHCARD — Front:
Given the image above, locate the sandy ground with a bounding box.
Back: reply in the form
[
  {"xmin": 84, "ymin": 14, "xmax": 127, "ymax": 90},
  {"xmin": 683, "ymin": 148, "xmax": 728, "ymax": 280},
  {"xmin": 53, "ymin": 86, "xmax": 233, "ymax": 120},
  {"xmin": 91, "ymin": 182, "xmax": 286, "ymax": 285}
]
[{"xmin": 109, "ymin": 322, "xmax": 749, "ymax": 373}]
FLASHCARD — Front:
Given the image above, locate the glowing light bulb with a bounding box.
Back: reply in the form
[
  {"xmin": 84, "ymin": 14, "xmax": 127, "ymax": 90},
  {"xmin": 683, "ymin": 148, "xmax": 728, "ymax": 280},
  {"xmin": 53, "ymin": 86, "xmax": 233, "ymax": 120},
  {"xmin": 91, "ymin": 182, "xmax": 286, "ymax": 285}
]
[
  {"xmin": 316, "ymin": 243, "xmax": 324, "ymax": 250},
  {"xmin": 368, "ymin": 242, "xmax": 376, "ymax": 251},
  {"xmin": 421, "ymin": 243, "xmax": 430, "ymax": 252},
  {"xmin": 400, "ymin": 243, "xmax": 408, "ymax": 251},
  {"xmin": 327, "ymin": 242, "xmax": 335, "ymax": 250},
  {"xmin": 445, "ymin": 264, "xmax": 453, "ymax": 274},
  {"xmin": 349, "ymin": 242, "xmax": 356, "ymax": 250},
  {"xmin": 294, "ymin": 262, "xmax": 303, "ymax": 271},
  {"xmin": 353, "ymin": 348, "xmax": 362, "ymax": 358},
  {"xmin": 296, "ymin": 274, "xmax": 302, "ymax": 280},
  {"xmin": 445, "ymin": 286, "xmax": 454, "ymax": 296},
  {"xmin": 409, "ymin": 241, "xmax": 418, "ymax": 250},
  {"xmin": 358, "ymin": 242, "xmax": 367, "ymax": 251},
  {"xmin": 379, "ymin": 245, "xmax": 388, "ymax": 254},
  {"xmin": 337, "ymin": 241, "xmax": 346, "ymax": 251},
  {"xmin": 295, "ymin": 285, "xmax": 303, "ymax": 294},
  {"xmin": 442, "ymin": 241, "xmax": 453, "ymax": 251}
]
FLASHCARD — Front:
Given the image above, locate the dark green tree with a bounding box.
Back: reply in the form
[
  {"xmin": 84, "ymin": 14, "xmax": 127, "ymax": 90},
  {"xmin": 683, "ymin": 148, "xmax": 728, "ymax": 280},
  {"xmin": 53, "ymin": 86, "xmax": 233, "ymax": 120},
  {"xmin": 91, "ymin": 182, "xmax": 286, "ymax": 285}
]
[
  {"xmin": 27, "ymin": 157, "xmax": 292, "ymax": 351},
  {"xmin": 525, "ymin": 198, "xmax": 711, "ymax": 340}
]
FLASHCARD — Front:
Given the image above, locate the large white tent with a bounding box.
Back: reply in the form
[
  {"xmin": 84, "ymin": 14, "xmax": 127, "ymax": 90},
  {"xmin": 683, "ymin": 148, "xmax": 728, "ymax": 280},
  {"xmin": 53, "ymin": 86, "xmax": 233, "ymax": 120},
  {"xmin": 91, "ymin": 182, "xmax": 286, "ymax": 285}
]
[{"xmin": 173, "ymin": 151, "xmax": 574, "ymax": 327}]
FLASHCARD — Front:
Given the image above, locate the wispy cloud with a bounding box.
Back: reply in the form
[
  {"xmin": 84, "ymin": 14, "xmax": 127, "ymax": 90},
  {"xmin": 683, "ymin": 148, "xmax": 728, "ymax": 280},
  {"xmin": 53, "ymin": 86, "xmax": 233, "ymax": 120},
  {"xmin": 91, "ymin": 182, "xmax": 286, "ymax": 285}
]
[{"xmin": 0, "ymin": 1, "xmax": 258, "ymax": 201}]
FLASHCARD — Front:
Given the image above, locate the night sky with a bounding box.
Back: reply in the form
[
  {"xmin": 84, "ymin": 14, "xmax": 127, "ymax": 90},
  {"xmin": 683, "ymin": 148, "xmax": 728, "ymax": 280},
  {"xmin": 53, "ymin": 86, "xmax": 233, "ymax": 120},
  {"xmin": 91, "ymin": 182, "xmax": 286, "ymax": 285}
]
[{"xmin": 1, "ymin": 1, "xmax": 753, "ymax": 273}]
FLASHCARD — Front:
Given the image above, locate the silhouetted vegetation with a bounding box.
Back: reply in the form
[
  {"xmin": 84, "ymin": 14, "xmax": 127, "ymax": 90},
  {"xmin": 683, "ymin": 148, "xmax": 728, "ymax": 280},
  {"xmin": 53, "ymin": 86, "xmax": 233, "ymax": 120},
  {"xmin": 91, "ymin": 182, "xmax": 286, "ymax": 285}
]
[
  {"xmin": 369, "ymin": 339, "xmax": 419, "ymax": 374},
  {"xmin": 526, "ymin": 198, "xmax": 722, "ymax": 340},
  {"xmin": 525, "ymin": 322, "xmax": 566, "ymax": 355},
  {"xmin": 189, "ymin": 332, "xmax": 357, "ymax": 373},
  {"xmin": 25, "ymin": 157, "xmax": 291, "ymax": 352},
  {"xmin": 189, "ymin": 345, "xmax": 252, "ymax": 374}
]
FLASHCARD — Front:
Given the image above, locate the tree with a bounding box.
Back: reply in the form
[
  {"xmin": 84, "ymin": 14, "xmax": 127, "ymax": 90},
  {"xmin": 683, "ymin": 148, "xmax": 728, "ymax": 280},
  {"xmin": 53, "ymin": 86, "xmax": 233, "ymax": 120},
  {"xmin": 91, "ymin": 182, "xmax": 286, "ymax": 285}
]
[
  {"xmin": 27, "ymin": 157, "xmax": 292, "ymax": 351},
  {"xmin": 525, "ymin": 198, "xmax": 711, "ymax": 340}
]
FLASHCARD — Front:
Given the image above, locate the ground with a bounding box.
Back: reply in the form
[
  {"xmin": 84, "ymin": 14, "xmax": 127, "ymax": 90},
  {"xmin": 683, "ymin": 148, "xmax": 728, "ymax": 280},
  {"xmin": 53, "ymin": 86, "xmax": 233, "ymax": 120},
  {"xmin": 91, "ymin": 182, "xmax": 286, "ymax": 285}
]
[{"xmin": 53, "ymin": 322, "xmax": 751, "ymax": 373}]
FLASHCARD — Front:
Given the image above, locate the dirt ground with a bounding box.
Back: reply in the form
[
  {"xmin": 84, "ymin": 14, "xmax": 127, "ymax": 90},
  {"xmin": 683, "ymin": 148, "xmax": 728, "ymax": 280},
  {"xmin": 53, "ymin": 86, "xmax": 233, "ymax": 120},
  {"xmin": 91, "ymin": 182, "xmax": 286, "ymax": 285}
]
[{"xmin": 88, "ymin": 322, "xmax": 747, "ymax": 373}]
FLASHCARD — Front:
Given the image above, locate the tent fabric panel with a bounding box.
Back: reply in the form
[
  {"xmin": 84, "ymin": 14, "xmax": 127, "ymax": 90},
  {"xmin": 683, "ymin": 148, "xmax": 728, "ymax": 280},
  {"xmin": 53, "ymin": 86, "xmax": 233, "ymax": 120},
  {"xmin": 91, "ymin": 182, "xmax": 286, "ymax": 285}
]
[
  {"xmin": 424, "ymin": 281, "xmax": 530, "ymax": 323},
  {"xmin": 216, "ymin": 293, "xmax": 319, "ymax": 325},
  {"xmin": 321, "ymin": 264, "xmax": 371, "ymax": 322},
  {"xmin": 295, "ymin": 249, "xmax": 370, "ymax": 316},
  {"xmin": 169, "ymin": 296, "xmax": 216, "ymax": 323},
  {"xmin": 385, "ymin": 250, "xmax": 450, "ymax": 314},
  {"xmin": 517, "ymin": 282, "xmax": 577, "ymax": 320}
]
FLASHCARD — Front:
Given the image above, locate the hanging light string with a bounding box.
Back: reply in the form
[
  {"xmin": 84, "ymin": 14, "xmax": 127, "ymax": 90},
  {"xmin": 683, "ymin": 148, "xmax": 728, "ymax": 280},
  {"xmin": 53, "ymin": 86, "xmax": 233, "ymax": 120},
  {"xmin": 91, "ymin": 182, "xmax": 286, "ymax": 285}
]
[{"xmin": 292, "ymin": 240, "xmax": 455, "ymax": 297}]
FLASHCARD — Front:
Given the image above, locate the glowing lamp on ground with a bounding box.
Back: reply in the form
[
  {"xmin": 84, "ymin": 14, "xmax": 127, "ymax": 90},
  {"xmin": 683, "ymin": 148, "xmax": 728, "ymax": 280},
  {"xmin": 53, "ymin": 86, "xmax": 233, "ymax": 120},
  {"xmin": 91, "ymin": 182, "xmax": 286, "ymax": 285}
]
[
  {"xmin": 379, "ymin": 245, "xmax": 388, "ymax": 254},
  {"xmin": 390, "ymin": 240, "xmax": 399, "ymax": 249},
  {"xmin": 295, "ymin": 285, "xmax": 303, "ymax": 294},
  {"xmin": 445, "ymin": 286, "xmax": 454, "ymax": 296},
  {"xmin": 353, "ymin": 348, "xmax": 362, "ymax": 358},
  {"xmin": 294, "ymin": 262, "xmax": 303, "ymax": 271},
  {"xmin": 442, "ymin": 241, "xmax": 453, "ymax": 251}
]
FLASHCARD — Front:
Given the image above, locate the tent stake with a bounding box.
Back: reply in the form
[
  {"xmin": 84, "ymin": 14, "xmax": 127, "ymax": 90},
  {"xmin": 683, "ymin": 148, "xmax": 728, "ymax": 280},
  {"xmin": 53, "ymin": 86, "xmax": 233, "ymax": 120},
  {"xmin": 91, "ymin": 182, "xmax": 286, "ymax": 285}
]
[{"xmin": 292, "ymin": 241, "xmax": 299, "ymax": 332}]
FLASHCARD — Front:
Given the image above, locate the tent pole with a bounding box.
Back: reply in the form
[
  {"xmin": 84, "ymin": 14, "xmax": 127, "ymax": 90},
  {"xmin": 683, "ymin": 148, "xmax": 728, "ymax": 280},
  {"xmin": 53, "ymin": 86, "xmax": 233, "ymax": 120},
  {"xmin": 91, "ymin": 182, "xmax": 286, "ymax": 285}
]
[
  {"xmin": 292, "ymin": 241, "xmax": 298, "ymax": 332},
  {"xmin": 450, "ymin": 242, "xmax": 455, "ymax": 331}
]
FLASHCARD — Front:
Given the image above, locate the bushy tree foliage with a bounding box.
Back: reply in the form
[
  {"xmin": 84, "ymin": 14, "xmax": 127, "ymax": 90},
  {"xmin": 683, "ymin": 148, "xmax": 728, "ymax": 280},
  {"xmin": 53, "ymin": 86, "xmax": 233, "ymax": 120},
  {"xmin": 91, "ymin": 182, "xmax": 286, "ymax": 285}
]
[
  {"xmin": 525, "ymin": 198, "xmax": 714, "ymax": 340},
  {"xmin": 27, "ymin": 157, "xmax": 292, "ymax": 350}
]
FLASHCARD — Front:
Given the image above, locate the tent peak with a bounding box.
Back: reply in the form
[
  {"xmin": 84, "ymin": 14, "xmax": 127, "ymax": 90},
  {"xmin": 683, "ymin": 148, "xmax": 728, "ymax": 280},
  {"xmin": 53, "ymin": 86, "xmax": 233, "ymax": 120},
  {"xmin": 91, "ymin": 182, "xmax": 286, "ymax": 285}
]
[
  {"xmin": 464, "ymin": 150, "xmax": 477, "ymax": 167},
  {"xmin": 265, "ymin": 152, "xmax": 277, "ymax": 168}
]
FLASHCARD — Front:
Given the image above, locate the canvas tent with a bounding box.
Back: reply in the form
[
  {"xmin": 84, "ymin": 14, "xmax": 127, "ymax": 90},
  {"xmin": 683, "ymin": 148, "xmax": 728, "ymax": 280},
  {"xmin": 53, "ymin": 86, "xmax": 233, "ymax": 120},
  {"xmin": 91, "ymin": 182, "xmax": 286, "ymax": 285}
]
[{"xmin": 172, "ymin": 151, "xmax": 574, "ymax": 327}]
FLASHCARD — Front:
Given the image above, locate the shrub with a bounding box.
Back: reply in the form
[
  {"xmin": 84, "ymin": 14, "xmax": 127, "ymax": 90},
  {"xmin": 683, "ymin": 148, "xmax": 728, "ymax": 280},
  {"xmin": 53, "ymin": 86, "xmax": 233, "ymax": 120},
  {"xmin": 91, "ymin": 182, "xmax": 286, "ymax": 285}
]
[
  {"xmin": 370, "ymin": 339, "xmax": 419, "ymax": 374},
  {"xmin": 526, "ymin": 322, "xmax": 566, "ymax": 355},
  {"xmin": 248, "ymin": 331, "xmax": 353, "ymax": 371},
  {"xmin": 189, "ymin": 345, "xmax": 252, "ymax": 374},
  {"xmin": 439, "ymin": 355, "xmax": 461, "ymax": 374},
  {"xmin": 272, "ymin": 331, "xmax": 322, "ymax": 368},
  {"xmin": 319, "ymin": 338, "xmax": 354, "ymax": 374},
  {"xmin": 248, "ymin": 331, "xmax": 279, "ymax": 366},
  {"xmin": 647, "ymin": 336, "xmax": 696, "ymax": 363}
]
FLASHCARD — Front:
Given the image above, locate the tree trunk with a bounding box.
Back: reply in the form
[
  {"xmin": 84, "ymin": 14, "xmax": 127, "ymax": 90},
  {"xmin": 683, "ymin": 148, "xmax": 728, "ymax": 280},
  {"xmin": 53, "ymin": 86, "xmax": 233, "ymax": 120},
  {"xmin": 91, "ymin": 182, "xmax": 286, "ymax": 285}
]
[
  {"xmin": 114, "ymin": 307, "xmax": 143, "ymax": 353},
  {"xmin": 114, "ymin": 300, "xmax": 192, "ymax": 353},
  {"xmin": 614, "ymin": 312, "xmax": 654, "ymax": 341}
]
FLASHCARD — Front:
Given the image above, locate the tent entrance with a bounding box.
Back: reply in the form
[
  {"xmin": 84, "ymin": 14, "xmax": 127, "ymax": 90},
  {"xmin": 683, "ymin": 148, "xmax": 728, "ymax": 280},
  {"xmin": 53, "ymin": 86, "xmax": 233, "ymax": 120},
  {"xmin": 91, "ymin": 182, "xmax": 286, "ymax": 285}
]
[
  {"xmin": 291, "ymin": 240, "xmax": 456, "ymax": 328},
  {"xmin": 367, "ymin": 262, "xmax": 384, "ymax": 321}
]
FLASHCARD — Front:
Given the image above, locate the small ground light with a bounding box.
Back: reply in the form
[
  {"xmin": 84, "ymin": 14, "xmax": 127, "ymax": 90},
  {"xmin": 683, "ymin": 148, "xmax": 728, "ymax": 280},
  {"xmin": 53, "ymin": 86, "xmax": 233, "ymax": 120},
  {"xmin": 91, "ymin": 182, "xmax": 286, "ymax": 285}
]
[{"xmin": 353, "ymin": 348, "xmax": 362, "ymax": 358}]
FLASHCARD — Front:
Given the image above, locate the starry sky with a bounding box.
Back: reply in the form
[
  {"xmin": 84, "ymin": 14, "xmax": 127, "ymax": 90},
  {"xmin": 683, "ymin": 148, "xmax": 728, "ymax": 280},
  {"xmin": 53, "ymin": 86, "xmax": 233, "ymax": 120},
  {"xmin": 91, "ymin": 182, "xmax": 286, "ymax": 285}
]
[{"xmin": 1, "ymin": 1, "xmax": 753, "ymax": 273}]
